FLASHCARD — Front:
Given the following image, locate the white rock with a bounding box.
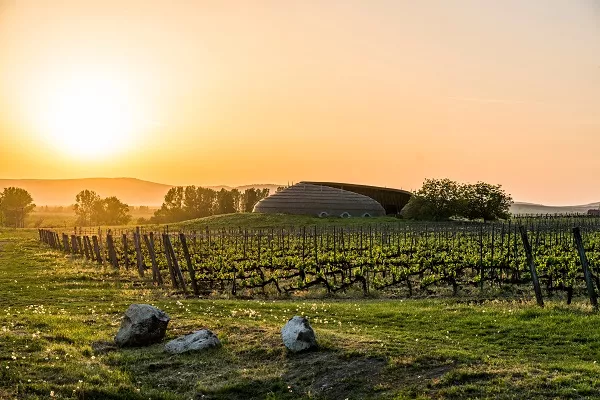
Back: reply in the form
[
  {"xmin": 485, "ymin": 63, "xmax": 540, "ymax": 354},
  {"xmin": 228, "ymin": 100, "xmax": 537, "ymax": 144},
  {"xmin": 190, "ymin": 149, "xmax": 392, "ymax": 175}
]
[
  {"xmin": 165, "ymin": 330, "xmax": 221, "ymax": 354},
  {"xmin": 114, "ymin": 304, "xmax": 170, "ymax": 347},
  {"xmin": 281, "ymin": 316, "xmax": 317, "ymax": 352}
]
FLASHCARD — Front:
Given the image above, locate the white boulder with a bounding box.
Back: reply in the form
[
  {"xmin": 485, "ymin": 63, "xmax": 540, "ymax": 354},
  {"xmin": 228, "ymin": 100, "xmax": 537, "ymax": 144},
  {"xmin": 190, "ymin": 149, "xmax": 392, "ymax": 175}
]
[
  {"xmin": 281, "ymin": 316, "xmax": 317, "ymax": 352},
  {"xmin": 165, "ymin": 329, "xmax": 221, "ymax": 354}
]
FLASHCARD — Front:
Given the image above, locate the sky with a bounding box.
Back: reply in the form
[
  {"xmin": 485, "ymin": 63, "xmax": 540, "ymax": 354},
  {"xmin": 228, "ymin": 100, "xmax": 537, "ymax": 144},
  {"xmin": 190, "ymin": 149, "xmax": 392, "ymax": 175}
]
[{"xmin": 0, "ymin": 0, "xmax": 599, "ymax": 205}]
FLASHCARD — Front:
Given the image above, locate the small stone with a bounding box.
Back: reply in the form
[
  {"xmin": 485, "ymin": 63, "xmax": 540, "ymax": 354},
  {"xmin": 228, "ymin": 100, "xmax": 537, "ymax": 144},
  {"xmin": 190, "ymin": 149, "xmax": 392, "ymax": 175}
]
[
  {"xmin": 281, "ymin": 316, "xmax": 317, "ymax": 352},
  {"xmin": 165, "ymin": 330, "xmax": 220, "ymax": 354},
  {"xmin": 91, "ymin": 341, "xmax": 118, "ymax": 354},
  {"xmin": 114, "ymin": 304, "xmax": 170, "ymax": 347}
]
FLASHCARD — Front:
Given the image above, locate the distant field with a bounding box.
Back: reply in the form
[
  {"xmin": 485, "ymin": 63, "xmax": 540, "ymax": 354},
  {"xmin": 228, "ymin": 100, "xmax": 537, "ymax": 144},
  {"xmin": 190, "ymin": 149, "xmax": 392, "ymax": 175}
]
[
  {"xmin": 511, "ymin": 202, "xmax": 598, "ymax": 215},
  {"xmin": 23, "ymin": 207, "xmax": 158, "ymax": 229},
  {"xmin": 2, "ymin": 229, "xmax": 600, "ymax": 399}
]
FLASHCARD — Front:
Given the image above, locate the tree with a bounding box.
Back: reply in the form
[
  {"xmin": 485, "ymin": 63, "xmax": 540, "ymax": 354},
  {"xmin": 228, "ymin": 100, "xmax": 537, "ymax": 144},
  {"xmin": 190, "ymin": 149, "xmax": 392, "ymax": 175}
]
[
  {"xmin": 230, "ymin": 189, "xmax": 241, "ymax": 213},
  {"xmin": 241, "ymin": 188, "xmax": 270, "ymax": 212},
  {"xmin": 152, "ymin": 187, "xmax": 186, "ymax": 223},
  {"xmin": 462, "ymin": 182, "xmax": 512, "ymax": 221},
  {"xmin": 401, "ymin": 179, "xmax": 513, "ymax": 221},
  {"xmin": 0, "ymin": 187, "xmax": 35, "ymax": 228},
  {"xmin": 101, "ymin": 196, "xmax": 132, "ymax": 225},
  {"xmin": 74, "ymin": 190, "xmax": 132, "ymax": 226},
  {"xmin": 74, "ymin": 190, "xmax": 102, "ymax": 226},
  {"xmin": 401, "ymin": 178, "xmax": 463, "ymax": 220},
  {"xmin": 215, "ymin": 188, "xmax": 236, "ymax": 214}
]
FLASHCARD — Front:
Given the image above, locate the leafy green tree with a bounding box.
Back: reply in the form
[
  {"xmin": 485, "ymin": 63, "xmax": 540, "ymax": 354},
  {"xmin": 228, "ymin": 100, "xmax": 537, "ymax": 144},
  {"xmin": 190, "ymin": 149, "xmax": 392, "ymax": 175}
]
[
  {"xmin": 401, "ymin": 178, "xmax": 463, "ymax": 220},
  {"xmin": 241, "ymin": 188, "xmax": 270, "ymax": 212},
  {"xmin": 230, "ymin": 189, "xmax": 241, "ymax": 213},
  {"xmin": 0, "ymin": 187, "xmax": 35, "ymax": 228},
  {"xmin": 215, "ymin": 188, "xmax": 236, "ymax": 214},
  {"xmin": 74, "ymin": 190, "xmax": 132, "ymax": 226},
  {"xmin": 74, "ymin": 190, "xmax": 102, "ymax": 226},
  {"xmin": 101, "ymin": 196, "xmax": 132, "ymax": 225},
  {"xmin": 152, "ymin": 186, "xmax": 186, "ymax": 223},
  {"xmin": 193, "ymin": 187, "xmax": 217, "ymax": 217},
  {"xmin": 401, "ymin": 179, "xmax": 512, "ymax": 221},
  {"xmin": 462, "ymin": 182, "xmax": 512, "ymax": 221}
]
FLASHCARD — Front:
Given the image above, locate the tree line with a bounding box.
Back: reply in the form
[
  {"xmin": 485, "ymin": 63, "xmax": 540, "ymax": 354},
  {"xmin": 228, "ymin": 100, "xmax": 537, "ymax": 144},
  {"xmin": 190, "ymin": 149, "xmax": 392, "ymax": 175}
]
[
  {"xmin": 401, "ymin": 178, "xmax": 513, "ymax": 221},
  {"xmin": 146, "ymin": 187, "xmax": 270, "ymax": 224}
]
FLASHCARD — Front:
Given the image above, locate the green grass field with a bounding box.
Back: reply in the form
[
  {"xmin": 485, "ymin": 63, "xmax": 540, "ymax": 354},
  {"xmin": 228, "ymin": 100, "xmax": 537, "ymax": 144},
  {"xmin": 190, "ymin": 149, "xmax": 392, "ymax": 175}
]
[
  {"xmin": 24, "ymin": 211, "xmax": 405, "ymax": 231},
  {"xmin": 23, "ymin": 208, "xmax": 158, "ymax": 229},
  {"xmin": 173, "ymin": 213, "xmax": 405, "ymax": 230},
  {"xmin": 3, "ymin": 228, "xmax": 600, "ymax": 399}
]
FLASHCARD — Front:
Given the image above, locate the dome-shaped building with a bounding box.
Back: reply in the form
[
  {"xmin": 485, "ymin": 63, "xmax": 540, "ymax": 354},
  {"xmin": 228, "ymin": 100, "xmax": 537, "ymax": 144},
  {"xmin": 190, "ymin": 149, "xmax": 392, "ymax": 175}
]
[{"xmin": 253, "ymin": 183, "xmax": 386, "ymax": 217}]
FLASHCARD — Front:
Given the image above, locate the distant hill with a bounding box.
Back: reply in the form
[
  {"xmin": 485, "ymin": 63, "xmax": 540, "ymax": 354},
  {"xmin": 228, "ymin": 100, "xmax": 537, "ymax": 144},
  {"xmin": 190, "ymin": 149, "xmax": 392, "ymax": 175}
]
[
  {"xmin": 510, "ymin": 202, "xmax": 600, "ymax": 215},
  {"xmin": 0, "ymin": 178, "xmax": 281, "ymax": 206}
]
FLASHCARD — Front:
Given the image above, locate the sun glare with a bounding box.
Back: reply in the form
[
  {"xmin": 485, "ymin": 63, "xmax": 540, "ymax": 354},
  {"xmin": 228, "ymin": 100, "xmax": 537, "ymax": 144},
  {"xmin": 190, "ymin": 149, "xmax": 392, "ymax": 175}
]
[{"xmin": 36, "ymin": 75, "xmax": 139, "ymax": 159}]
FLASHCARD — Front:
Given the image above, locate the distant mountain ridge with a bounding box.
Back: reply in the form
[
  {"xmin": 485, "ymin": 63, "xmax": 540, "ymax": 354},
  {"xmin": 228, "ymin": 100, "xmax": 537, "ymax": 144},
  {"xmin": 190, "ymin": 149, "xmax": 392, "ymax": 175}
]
[
  {"xmin": 510, "ymin": 202, "xmax": 599, "ymax": 215},
  {"xmin": 0, "ymin": 178, "xmax": 281, "ymax": 206}
]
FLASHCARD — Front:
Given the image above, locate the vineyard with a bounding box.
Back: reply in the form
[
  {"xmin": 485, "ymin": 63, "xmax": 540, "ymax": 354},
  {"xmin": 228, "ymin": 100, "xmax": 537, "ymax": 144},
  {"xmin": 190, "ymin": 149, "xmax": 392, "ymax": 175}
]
[{"xmin": 38, "ymin": 216, "xmax": 600, "ymax": 303}]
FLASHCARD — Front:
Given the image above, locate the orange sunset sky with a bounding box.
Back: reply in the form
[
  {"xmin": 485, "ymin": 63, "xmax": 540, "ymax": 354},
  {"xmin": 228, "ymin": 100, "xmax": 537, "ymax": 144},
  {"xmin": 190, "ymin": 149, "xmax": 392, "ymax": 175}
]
[{"xmin": 0, "ymin": 1, "xmax": 599, "ymax": 205}]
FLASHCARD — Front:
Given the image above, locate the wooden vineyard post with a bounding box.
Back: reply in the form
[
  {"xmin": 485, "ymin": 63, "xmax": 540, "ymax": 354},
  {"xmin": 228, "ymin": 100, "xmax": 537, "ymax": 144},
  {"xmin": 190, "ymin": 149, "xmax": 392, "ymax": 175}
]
[
  {"xmin": 572, "ymin": 227, "xmax": 598, "ymax": 309},
  {"xmin": 168, "ymin": 236, "xmax": 187, "ymax": 294},
  {"xmin": 89, "ymin": 236, "xmax": 96, "ymax": 260},
  {"xmin": 518, "ymin": 225, "xmax": 544, "ymax": 307},
  {"xmin": 143, "ymin": 234, "xmax": 162, "ymax": 285},
  {"xmin": 133, "ymin": 230, "xmax": 145, "ymax": 277},
  {"xmin": 122, "ymin": 234, "xmax": 129, "ymax": 270},
  {"xmin": 62, "ymin": 234, "xmax": 70, "ymax": 253},
  {"xmin": 70, "ymin": 235, "xmax": 79, "ymax": 255},
  {"xmin": 162, "ymin": 234, "xmax": 178, "ymax": 288},
  {"xmin": 135, "ymin": 227, "xmax": 145, "ymax": 276},
  {"xmin": 179, "ymin": 233, "xmax": 199, "ymax": 296},
  {"xmin": 77, "ymin": 236, "xmax": 84, "ymax": 256},
  {"xmin": 479, "ymin": 225, "xmax": 484, "ymax": 291},
  {"xmin": 82, "ymin": 236, "xmax": 91, "ymax": 259},
  {"xmin": 165, "ymin": 234, "xmax": 187, "ymax": 293},
  {"xmin": 106, "ymin": 234, "xmax": 119, "ymax": 269},
  {"xmin": 314, "ymin": 226, "xmax": 319, "ymax": 272}
]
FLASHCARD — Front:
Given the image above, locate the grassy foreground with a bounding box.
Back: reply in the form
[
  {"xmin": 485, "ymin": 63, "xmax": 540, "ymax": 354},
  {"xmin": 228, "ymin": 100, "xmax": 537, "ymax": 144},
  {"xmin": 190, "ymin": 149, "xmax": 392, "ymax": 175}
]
[{"xmin": 2, "ymin": 230, "xmax": 600, "ymax": 399}]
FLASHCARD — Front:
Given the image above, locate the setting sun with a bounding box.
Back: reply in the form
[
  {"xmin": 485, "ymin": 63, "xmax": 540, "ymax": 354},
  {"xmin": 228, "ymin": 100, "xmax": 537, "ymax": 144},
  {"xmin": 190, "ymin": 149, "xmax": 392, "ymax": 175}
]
[{"xmin": 35, "ymin": 74, "xmax": 139, "ymax": 159}]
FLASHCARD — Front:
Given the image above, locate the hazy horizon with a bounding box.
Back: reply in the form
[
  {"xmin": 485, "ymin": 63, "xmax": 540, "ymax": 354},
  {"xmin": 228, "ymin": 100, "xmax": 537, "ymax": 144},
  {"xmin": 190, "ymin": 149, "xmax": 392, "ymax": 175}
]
[
  {"xmin": 2, "ymin": 176, "xmax": 600, "ymax": 208},
  {"xmin": 1, "ymin": 1, "xmax": 599, "ymax": 205}
]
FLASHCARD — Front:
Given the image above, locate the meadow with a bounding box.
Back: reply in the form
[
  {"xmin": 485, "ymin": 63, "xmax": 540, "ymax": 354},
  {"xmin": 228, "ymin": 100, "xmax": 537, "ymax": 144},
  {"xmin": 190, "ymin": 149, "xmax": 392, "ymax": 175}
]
[
  {"xmin": 3, "ymin": 225, "xmax": 600, "ymax": 399},
  {"xmin": 23, "ymin": 207, "xmax": 158, "ymax": 229}
]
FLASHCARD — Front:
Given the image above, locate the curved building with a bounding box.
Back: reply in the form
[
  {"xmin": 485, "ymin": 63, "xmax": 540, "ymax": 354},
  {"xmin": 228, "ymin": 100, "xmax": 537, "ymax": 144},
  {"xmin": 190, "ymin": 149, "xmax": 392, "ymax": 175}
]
[
  {"xmin": 303, "ymin": 181, "xmax": 412, "ymax": 215},
  {"xmin": 253, "ymin": 183, "xmax": 386, "ymax": 217}
]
